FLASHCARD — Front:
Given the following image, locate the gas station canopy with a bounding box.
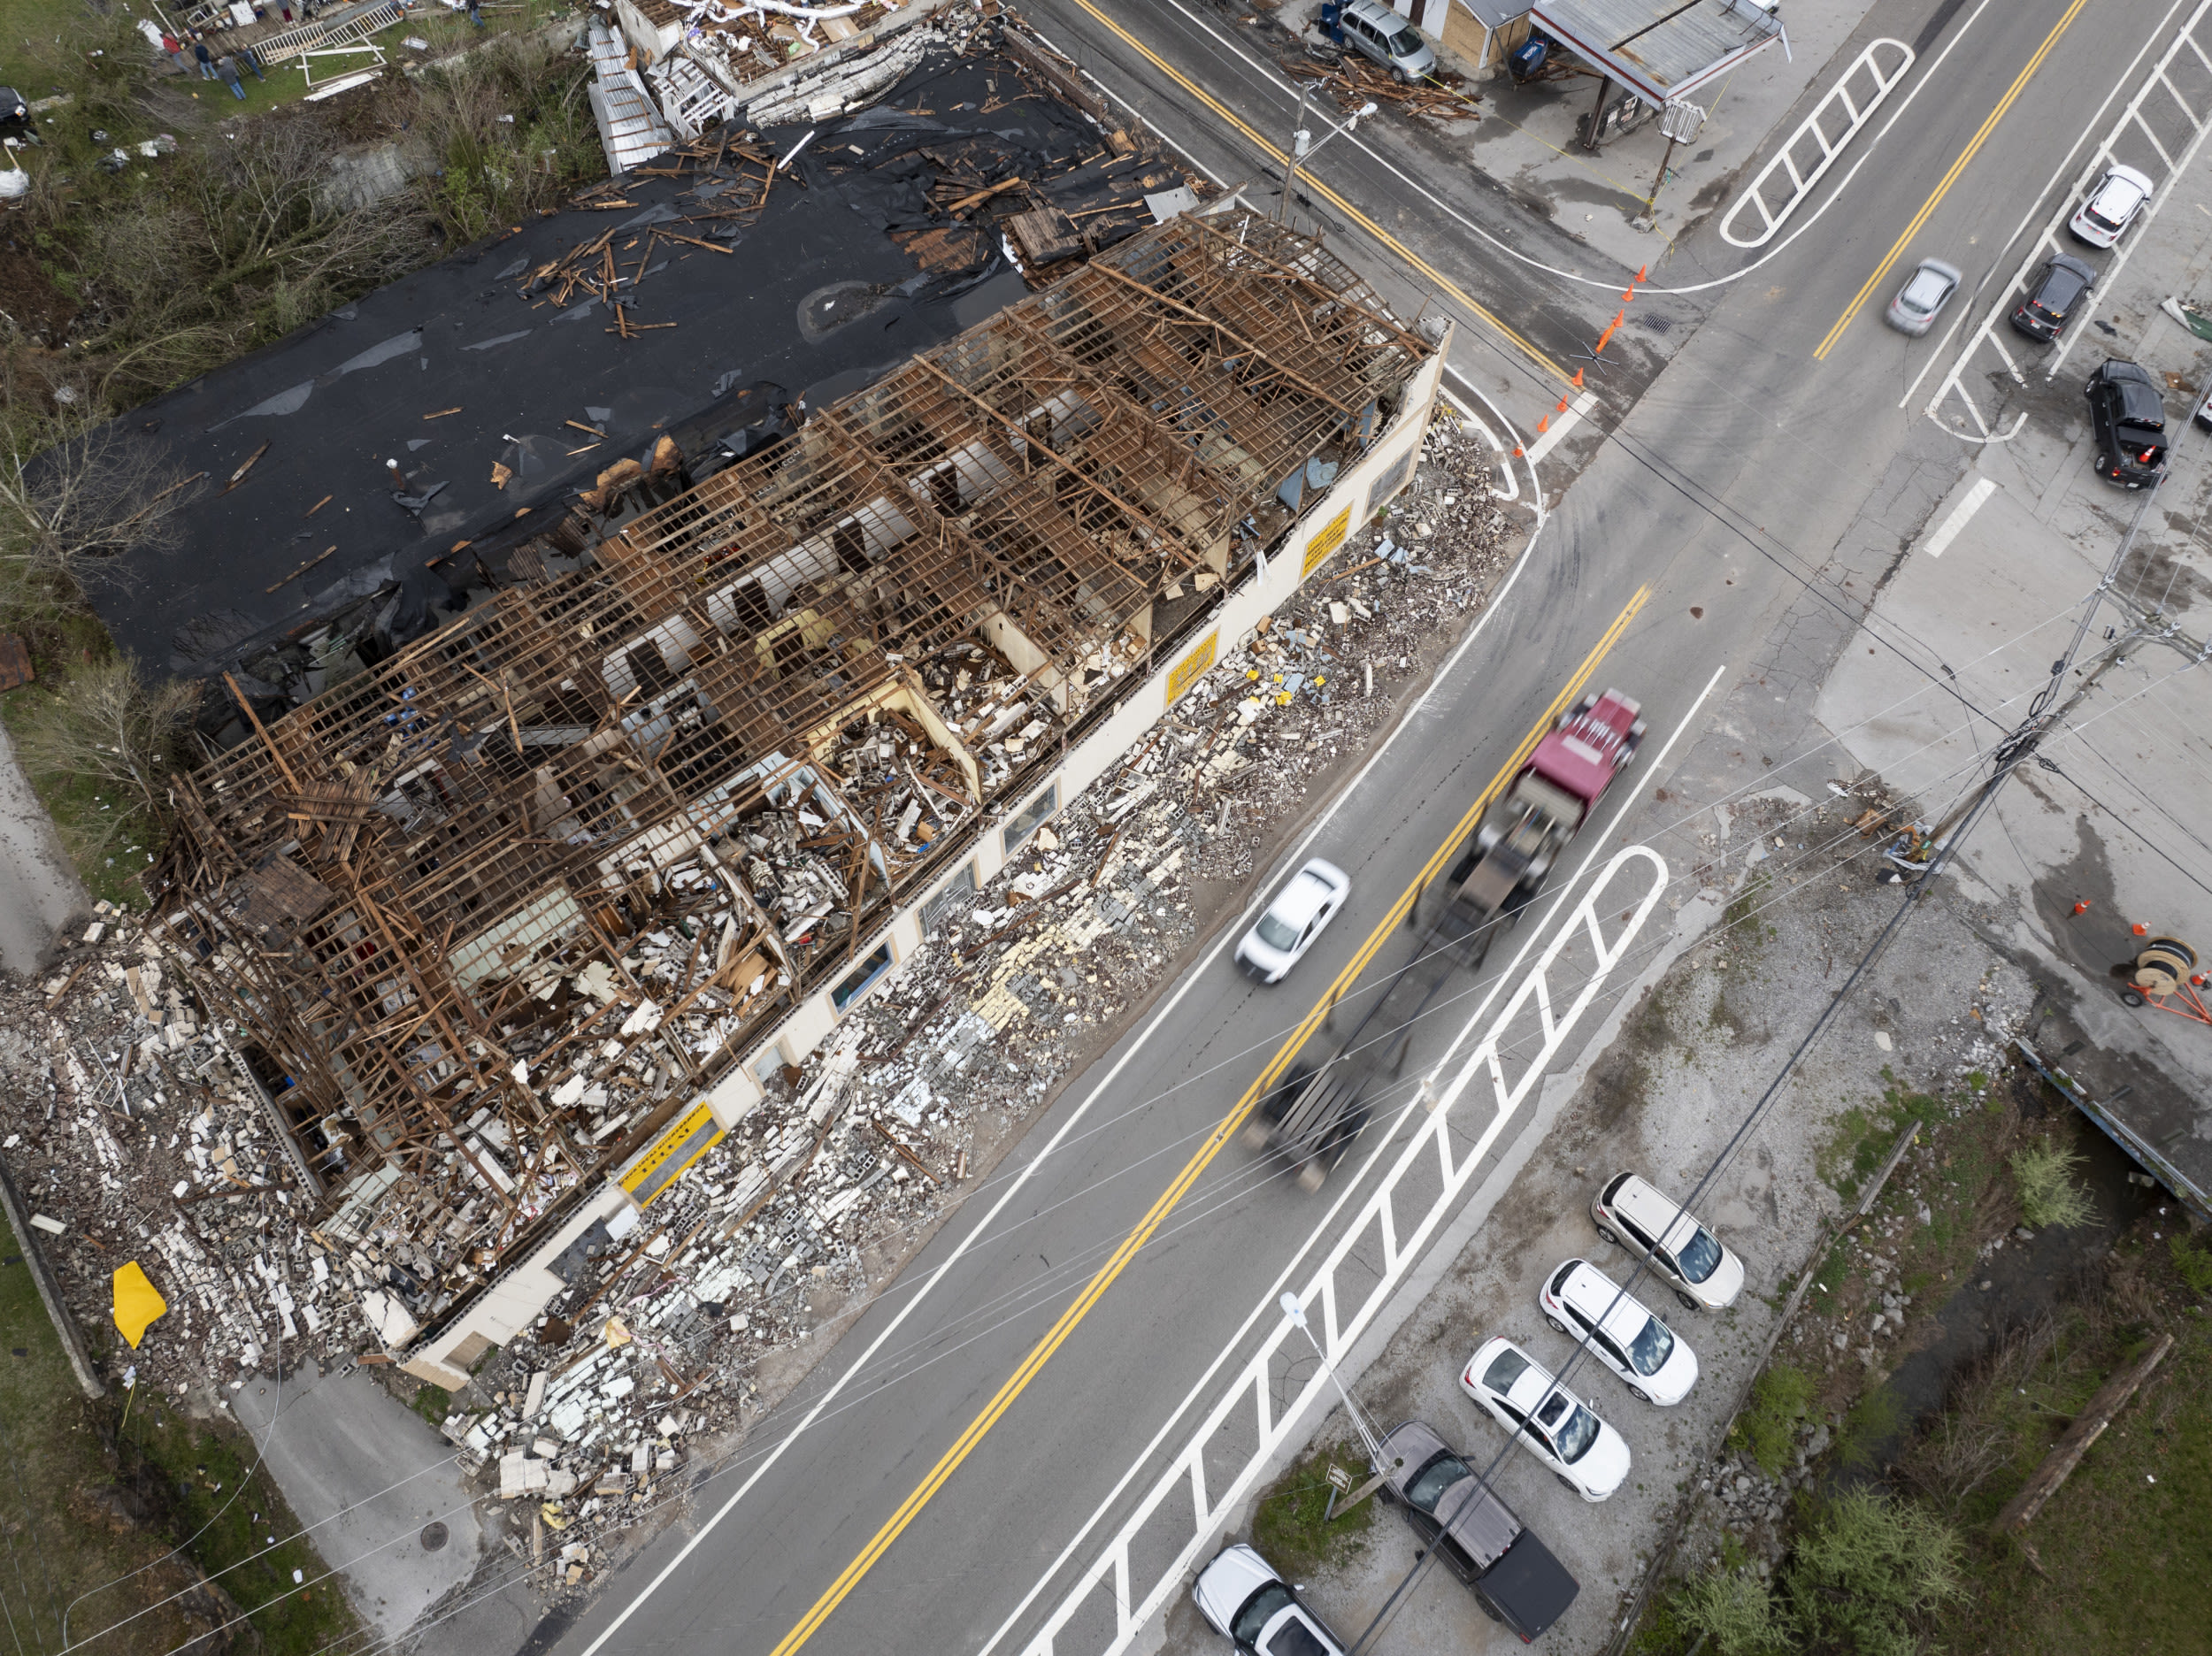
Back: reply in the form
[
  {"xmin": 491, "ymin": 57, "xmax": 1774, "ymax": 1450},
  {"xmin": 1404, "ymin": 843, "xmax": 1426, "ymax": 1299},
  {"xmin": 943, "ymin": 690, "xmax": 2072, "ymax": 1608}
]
[{"xmin": 1528, "ymin": 0, "xmax": 1788, "ymax": 106}]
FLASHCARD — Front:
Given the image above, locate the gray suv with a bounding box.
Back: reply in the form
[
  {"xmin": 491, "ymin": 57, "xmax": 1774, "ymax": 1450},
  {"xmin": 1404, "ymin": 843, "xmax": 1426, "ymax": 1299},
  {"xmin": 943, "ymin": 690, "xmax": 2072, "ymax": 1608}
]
[{"xmin": 1337, "ymin": 0, "xmax": 1436, "ymax": 82}]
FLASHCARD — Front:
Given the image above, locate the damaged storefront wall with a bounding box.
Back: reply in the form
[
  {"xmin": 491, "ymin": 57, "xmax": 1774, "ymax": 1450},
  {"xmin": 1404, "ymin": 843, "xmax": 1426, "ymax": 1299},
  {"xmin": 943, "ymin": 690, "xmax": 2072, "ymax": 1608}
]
[
  {"xmin": 1, "ymin": 407, "xmax": 1502, "ymax": 1598},
  {"xmin": 150, "ymin": 208, "xmax": 1443, "ymax": 1387}
]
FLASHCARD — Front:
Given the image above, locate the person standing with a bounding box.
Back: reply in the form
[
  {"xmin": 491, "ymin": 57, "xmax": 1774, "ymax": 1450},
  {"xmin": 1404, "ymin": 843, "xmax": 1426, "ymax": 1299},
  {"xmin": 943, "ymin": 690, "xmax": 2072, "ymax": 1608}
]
[
  {"xmin": 160, "ymin": 30, "xmax": 185, "ymax": 71},
  {"xmin": 242, "ymin": 43, "xmax": 265, "ymax": 80},
  {"xmin": 216, "ymin": 50, "xmax": 246, "ymax": 98},
  {"xmin": 466, "ymin": 0, "xmax": 486, "ymax": 27},
  {"xmin": 192, "ymin": 35, "xmax": 216, "ymax": 79}
]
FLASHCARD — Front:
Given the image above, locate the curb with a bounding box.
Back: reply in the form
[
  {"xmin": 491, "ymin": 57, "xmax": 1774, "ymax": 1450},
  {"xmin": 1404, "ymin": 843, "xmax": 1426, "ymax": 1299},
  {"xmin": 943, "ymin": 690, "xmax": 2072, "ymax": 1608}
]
[{"xmin": 0, "ymin": 1151, "xmax": 107, "ymax": 1399}]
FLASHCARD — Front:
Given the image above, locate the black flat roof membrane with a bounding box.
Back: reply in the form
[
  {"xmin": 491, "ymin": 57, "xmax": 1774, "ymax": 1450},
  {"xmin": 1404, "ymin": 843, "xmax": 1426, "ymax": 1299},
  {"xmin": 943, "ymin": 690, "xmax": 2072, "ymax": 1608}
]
[{"xmin": 91, "ymin": 37, "xmax": 1108, "ymax": 680}]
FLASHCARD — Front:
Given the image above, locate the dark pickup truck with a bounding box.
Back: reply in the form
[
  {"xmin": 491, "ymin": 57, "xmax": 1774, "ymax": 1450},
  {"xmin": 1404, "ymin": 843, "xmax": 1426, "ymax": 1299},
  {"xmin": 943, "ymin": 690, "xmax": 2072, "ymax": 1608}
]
[{"xmin": 1376, "ymin": 1419, "xmax": 1579, "ymax": 1641}]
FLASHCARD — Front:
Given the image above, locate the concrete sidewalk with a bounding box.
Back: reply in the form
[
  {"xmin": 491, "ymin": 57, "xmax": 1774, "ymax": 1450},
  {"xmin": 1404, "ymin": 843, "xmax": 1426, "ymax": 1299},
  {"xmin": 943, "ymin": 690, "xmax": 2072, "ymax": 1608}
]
[
  {"xmin": 230, "ymin": 1361, "xmax": 487, "ymax": 1643},
  {"xmin": 1812, "ymin": 458, "xmax": 2212, "ymax": 1214},
  {"xmin": 1267, "ymin": 0, "xmax": 1887, "ymax": 272}
]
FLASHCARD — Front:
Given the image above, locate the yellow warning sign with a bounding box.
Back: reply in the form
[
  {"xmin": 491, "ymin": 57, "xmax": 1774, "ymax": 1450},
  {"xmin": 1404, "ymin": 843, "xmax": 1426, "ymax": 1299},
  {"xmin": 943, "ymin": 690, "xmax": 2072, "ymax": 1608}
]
[
  {"xmin": 1302, "ymin": 504, "xmax": 1354, "ymax": 579},
  {"xmin": 1166, "ymin": 629, "xmax": 1218, "ymax": 706},
  {"xmin": 618, "ymin": 1100, "xmax": 724, "ymax": 1208}
]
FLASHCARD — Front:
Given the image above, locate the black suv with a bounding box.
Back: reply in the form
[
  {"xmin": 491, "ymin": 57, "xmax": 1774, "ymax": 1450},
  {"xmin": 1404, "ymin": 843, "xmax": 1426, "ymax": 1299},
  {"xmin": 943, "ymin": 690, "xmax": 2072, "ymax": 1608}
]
[
  {"xmin": 2085, "ymin": 360, "xmax": 2168, "ymax": 488},
  {"xmin": 2010, "ymin": 254, "xmax": 2096, "ymax": 342}
]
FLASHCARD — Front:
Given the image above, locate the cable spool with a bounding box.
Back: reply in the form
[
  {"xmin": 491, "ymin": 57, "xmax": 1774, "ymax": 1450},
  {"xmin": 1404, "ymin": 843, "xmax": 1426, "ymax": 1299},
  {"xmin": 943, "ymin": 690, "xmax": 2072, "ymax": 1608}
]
[{"xmin": 2131, "ymin": 937, "xmax": 2198, "ymax": 998}]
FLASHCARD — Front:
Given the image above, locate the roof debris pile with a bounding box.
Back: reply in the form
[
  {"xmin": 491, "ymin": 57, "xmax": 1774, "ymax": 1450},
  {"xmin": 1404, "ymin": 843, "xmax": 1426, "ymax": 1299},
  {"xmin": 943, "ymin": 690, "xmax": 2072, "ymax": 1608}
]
[
  {"xmin": 139, "ymin": 207, "xmax": 1429, "ymax": 1364},
  {"xmin": 1281, "ymin": 42, "xmax": 1485, "ymax": 121},
  {"xmin": 0, "ymin": 406, "xmax": 1514, "ymax": 1599}
]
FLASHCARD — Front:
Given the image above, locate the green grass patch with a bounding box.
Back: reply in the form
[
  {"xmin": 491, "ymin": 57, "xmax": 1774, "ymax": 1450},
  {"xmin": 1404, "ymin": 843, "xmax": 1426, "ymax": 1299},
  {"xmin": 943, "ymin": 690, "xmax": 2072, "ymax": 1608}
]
[
  {"xmin": 0, "ymin": 1207, "xmax": 217, "ymax": 1655},
  {"xmin": 2010, "ymin": 1136, "xmax": 2093, "ymax": 1230},
  {"xmin": 1729, "ymin": 1363, "xmax": 1814, "ymax": 1476},
  {"xmin": 1836, "ymin": 1384, "xmax": 1906, "ymax": 1468},
  {"xmin": 123, "ymin": 1402, "xmax": 365, "ymax": 1655},
  {"xmin": 2173, "ymin": 1234, "xmax": 2212, "ymax": 1299},
  {"xmin": 1817, "ymin": 1084, "xmax": 1940, "ymax": 1207},
  {"xmin": 0, "ymin": 0, "xmax": 79, "ymax": 87},
  {"xmin": 1249, "ymin": 1439, "xmax": 1375, "ymax": 1581},
  {"xmin": 1722, "ymin": 871, "xmax": 1773, "ymax": 943},
  {"xmin": 409, "ymin": 1380, "xmax": 453, "ymax": 1428},
  {"xmin": 1936, "ymin": 1307, "xmax": 2212, "ymax": 1653}
]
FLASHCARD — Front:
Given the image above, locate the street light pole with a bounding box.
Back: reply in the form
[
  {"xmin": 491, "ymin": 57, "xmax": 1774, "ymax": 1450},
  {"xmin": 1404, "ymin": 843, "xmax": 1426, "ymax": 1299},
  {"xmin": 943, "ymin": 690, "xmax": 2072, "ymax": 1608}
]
[
  {"xmin": 1275, "ymin": 98, "xmax": 1379, "ymax": 226},
  {"xmin": 1279, "ymin": 1292, "xmax": 1385, "ymax": 1465}
]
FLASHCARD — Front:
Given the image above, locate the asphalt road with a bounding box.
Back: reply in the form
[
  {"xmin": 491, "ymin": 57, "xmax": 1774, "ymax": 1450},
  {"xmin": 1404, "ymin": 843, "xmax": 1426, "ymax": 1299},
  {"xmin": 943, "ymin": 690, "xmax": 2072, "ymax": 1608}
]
[{"xmin": 537, "ymin": 0, "xmax": 2187, "ymax": 1651}]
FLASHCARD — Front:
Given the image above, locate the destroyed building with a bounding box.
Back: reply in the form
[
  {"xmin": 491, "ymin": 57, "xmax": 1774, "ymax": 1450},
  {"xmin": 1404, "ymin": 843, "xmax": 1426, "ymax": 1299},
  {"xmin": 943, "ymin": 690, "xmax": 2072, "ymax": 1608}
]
[
  {"xmin": 146, "ymin": 199, "xmax": 1446, "ymax": 1386},
  {"xmin": 64, "ymin": 4, "xmax": 1448, "ymax": 1387}
]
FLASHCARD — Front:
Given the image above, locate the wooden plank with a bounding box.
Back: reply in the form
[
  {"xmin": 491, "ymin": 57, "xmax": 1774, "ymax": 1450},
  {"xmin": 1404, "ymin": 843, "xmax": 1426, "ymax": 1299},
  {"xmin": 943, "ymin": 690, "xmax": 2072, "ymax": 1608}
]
[{"xmin": 1991, "ymin": 1332, "xmax": 2176, "ymax": 1537}]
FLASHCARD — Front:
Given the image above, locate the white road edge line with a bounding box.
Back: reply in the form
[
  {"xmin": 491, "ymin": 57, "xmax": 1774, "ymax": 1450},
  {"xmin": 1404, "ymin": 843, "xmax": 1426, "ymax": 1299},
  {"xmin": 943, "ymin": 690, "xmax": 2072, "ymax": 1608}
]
[
  {"xmin": 570, "ymin": 457, "xmax": 1560, "ymax": 1656},
  {"xmin": 1924, "ymin": 476, "xmax": 1998, "ymax": 558},
  {"xmin": 1442, "ymin": 362, "xmax": 1545, "ymax": 518},
  {"xmin": 1122, "ymin": 0, "xmax": 1996, "ymax": 299},
  {"xmin": 979, "ymin": 660, "xmax": 1730, "ymax": 1656}
]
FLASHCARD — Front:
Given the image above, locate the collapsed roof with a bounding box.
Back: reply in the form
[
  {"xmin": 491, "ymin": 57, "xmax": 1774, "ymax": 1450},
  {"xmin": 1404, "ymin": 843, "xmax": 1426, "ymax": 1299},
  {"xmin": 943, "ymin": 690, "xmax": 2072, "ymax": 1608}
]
[
  {"xmin": 150, "ymin": 208, "xmax": 1433, "ymax": 1325},
  {"xmin": 87, "ymin": 18, "xmax": 1205, "ymax": 696}
]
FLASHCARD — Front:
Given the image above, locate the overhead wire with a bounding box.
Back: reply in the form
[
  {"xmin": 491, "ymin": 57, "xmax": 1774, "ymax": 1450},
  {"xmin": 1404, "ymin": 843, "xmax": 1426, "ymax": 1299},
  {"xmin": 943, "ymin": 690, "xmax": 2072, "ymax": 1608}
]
[
  {"xmin": 69, "ymin": 625, "xmax": 2062, "ymax": 1656},
  {"xmin": 143, "ymin": 724, "xmax": 2028, "ymax": 1656}
]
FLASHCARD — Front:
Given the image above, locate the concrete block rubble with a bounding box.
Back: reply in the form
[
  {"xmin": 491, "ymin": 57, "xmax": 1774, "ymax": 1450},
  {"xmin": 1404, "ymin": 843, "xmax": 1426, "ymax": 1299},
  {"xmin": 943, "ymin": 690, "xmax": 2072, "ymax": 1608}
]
[
  {"xmin": 0, "ymin": 411, "xmax": 1510, "ymax": 1454},
  {"xmin": 415, "ymin": 411, "xmax": 1518, "ymax": 1599}
]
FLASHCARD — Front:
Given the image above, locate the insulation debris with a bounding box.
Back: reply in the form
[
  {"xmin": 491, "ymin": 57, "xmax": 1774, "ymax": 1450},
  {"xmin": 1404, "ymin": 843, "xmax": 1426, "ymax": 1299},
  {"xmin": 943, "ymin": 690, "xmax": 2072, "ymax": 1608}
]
[{"xmin": 0, "ymin": 406, "xmax": 1515, "ymax": 1606}]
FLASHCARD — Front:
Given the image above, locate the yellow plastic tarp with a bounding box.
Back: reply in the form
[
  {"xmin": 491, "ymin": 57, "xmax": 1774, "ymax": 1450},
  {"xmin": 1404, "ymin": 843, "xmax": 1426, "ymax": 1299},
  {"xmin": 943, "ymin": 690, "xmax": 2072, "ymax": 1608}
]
[{"xmin": 111, "ymin": 1261, "xmax": 167, "ymax": 1348}]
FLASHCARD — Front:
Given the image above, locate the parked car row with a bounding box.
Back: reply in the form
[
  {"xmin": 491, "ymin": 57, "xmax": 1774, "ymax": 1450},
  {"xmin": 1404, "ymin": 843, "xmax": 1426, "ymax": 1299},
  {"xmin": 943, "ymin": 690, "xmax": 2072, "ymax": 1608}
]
[{"xmin": 1192, "ymin": 1173, "xmax": 1742, "ymax": 1649}]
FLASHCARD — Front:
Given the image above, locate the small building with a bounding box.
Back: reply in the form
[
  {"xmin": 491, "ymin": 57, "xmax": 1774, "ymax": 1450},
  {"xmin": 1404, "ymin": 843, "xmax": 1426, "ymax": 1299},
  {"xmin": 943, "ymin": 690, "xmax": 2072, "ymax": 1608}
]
[{"xmin": 1440, "ymin": 0, "xmax": 1534, "ymax": 79}]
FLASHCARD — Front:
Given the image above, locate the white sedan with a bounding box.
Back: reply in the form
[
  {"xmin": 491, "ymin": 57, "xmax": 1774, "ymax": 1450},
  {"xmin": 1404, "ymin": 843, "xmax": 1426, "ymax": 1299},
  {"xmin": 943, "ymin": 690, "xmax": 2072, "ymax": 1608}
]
[
  {"xmin": 1539, "ymin": 1259, "xmax": 1700, "ymax": 1406},
  {"xmin": 1235, "ymin": 858, "xmax": 1350, "ymax": 984},
  {"xmin": 1192, "ymin": 1544, "xmax": 1348, "ymax": 1655},
  {"xmin": 1460, "ymin": 1338, "xmax": 1632, "ymax": 1502},
  {"xmin": 2070, "ymin": 163, "xmax": 2154, "ymax": 248}
]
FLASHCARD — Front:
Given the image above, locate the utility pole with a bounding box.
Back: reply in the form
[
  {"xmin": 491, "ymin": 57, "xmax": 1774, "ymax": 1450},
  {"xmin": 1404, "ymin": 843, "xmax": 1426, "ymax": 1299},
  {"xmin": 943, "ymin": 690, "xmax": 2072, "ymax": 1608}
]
[
  {"xmin": 1877, "ymin": 455, "xmax": 2208, "ymax": 926},
  {"xmin": 1276, "ymin": 97, "xmax": 1379, "ymax": 225}
]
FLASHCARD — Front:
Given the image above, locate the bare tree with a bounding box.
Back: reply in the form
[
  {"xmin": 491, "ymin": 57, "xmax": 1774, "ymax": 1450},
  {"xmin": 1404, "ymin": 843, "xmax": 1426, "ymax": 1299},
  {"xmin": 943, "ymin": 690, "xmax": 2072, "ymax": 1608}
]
[
  {"xmin": 12, "ymin": 653, "xmax": 201, "ymax": 866},
  {"xmin": 0, "ymin": 421, "xmax": 195, "ymax": 622}
]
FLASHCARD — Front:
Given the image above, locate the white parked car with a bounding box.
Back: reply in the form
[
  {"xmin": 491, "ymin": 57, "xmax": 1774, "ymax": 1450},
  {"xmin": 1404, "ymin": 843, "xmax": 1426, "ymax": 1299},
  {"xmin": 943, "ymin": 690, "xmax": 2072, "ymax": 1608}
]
[
  {"xmin": 2069, "ymin": 163, "xmax": 2154, "ymax": 248},
  {"xmin": 1459, "ymin": 1338, "xmax": 1632, "ymax": 1502},
  {"xmin": 1191, "ymin": 1543, "xmax": 1348, "ymax": 1655},
  {"xmin": 1235, "ymin": 858, "xmax": 1350, "ymax": 984},
  {"xmin": 1590, "ymin": 1172, "xmax": 1745, "ymax": 1312},
  {"xmin": 1539, "ymin": 1258, "xmax": 1700, "ymax": 1406}
]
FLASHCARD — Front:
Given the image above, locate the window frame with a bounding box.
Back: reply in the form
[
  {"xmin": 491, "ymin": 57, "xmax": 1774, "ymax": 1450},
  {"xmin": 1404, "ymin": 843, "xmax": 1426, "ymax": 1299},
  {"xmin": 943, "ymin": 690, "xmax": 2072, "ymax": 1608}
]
[
  {"xmin": 831, "ymin": 941, "xmax": 895, "ymax": 1013},
  {"xmin": 1002, "ymin": 780, "xmax": 1061, "ymax": 855}
]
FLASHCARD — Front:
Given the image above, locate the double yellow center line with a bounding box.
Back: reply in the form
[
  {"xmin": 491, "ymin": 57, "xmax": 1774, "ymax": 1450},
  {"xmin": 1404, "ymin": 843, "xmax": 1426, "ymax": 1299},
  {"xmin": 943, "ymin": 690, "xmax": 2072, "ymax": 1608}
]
[
  {"xmin": 766, "ymin": 586, "xmax": 1648, "ymax": 1655},
  {"xmin": 1061, "ymin": 0, "xmax": 1570, "ymax": 386},
  {"xmin": 1812, "ymin": 0, "xmax": 2088, "ymax": 360}
]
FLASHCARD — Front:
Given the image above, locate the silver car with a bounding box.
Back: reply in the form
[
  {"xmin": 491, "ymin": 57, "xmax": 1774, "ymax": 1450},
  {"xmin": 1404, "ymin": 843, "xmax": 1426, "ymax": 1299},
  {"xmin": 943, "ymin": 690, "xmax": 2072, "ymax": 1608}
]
[
  {"xmin": 2069, "ymin": 163, "xmax": 2154, "ymax": 249},
  {"xmin": 1338, "ymin": 0, "xmax": 1435, "ymax": 83},
  {"xmin": 1885, "ymin": 257, "xmax": 1960, "ymax": 336}
]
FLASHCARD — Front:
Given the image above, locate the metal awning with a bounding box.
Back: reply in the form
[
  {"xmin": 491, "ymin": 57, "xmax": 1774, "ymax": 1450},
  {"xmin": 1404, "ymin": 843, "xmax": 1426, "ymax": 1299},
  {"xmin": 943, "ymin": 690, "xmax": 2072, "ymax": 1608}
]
[{"xmin": 1528, "ymin": 0, "xmax": 1787, "ymax": 105}]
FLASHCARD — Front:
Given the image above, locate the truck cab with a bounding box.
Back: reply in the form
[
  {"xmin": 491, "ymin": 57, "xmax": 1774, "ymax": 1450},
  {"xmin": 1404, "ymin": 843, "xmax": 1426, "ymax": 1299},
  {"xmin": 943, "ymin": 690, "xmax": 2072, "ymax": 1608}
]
[{"xmin": 1432, "ymin": 690, "xmax": 1642, "ymax": 963}]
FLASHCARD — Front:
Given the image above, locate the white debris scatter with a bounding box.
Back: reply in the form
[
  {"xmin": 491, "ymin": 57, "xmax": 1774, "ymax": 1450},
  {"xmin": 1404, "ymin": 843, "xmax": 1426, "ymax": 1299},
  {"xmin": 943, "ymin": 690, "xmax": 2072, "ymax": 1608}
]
[{"xmin": 0, "ymin": 410, "xmax": 1514, "ymax": 1601}]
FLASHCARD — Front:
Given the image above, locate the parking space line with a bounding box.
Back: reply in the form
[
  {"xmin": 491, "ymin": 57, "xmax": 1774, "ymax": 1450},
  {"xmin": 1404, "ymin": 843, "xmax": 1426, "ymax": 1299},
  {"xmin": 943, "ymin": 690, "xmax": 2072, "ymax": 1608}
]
[
  {"xmin": 1811, "ymin": 0, "xmax": 2088, "ymax": 362},
  {"xmin": 1925, "ymin": 477, "xmax": 1999, "ymax": 557},
  {"xmin": 756, "ymin": 594, "xmax": 1650, "ymax": 1656},
  {"xmin": 1916, "ymin": 0, "xmax": 2212, "ymax": 424}
]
